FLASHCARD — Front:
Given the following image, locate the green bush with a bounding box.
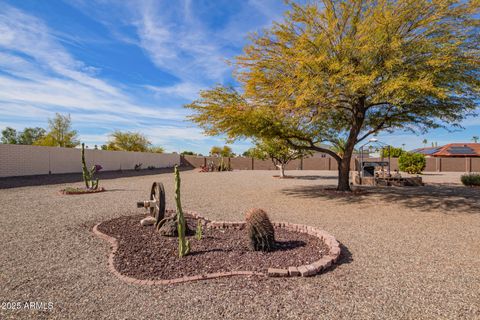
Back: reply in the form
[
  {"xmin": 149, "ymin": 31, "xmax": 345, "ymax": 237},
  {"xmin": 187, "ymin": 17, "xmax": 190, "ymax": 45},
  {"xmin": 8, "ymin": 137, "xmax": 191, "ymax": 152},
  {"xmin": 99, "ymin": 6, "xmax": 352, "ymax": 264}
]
[
  {"xmin": 381, "ymin": 146, "xmax": 406, "ymax": 158},
  {"xmin": 461, "ymin": 173, "xmax": 480, "ymax": 186},
  {"xmin": 398, "ymin": 153, "xmax": 426, "ymax": 174}
]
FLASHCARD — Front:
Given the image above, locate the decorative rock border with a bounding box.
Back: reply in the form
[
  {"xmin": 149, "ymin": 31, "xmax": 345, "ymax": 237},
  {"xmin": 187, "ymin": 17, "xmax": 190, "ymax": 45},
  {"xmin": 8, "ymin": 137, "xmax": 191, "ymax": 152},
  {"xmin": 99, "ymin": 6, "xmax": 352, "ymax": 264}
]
[
  {"xmin": 92, "ymin": 209, "xmax": 341, "ymax": 285},
  {"xmin": 207, "ymin": 220, "xmax": 341, "ymax": 278}
]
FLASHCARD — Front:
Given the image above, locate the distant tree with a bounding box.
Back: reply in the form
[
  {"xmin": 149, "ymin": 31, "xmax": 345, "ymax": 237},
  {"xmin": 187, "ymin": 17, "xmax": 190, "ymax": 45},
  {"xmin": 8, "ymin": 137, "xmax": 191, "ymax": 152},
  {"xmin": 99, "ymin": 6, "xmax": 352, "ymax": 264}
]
[
  {"xmin": 106, "ymin": 131, "xmax": 151, "ymax": 152},
  {"xmin": 210, "ymin": 145, "xmax": 234, "ymax": 157},
  {"xmin": 209, "ymin": 146, "xmax": 222, "ymax": 156},
  {"xmin": 242, "ymin": 148, "xmax": 256, "ymax": 157},
  {"xmin": 18, "ymin": 127, "xmax": 46, "ymax": 145},
  {"xmin": 101, "ymin": 144, "xmax": 108, "ymax": 150},
  {"xmin": 1, "ymin": 127, "xmax": 18, "ymax": 144},
  {"xmin": 473, "ymin": 136, "xmax": 479, "ymax": 143},
  {"xmin": 149, "ymin": 146, "xmax": 165, "ymax": 153},
  {"xmin": 221, "ymin": 146, "xmax": 235, "ymax": 157},
  {"xmin": 181, "ymin": 151, "xmax": 197, "ymax": 155},
  {"xmin": 381, "ymin": 146, "xmax": 406, "ymax": 158},
  {"xmin": 250, "ymin": 139, "xmax": 310, "ymax": 178},
  {"xmin": 34, "ymin": 113, "xmax": 79, "ymax": 147},
  {"xmin": 422, "ymin": 139, "xmax": 428, "ymax": 147},
  {"xmin": 399, "ymin": 153, "xmax": 426, "ymax": 174},
  {"xmin": 186, "ymin": 0, "xmax": 479, "ymax": 191}
]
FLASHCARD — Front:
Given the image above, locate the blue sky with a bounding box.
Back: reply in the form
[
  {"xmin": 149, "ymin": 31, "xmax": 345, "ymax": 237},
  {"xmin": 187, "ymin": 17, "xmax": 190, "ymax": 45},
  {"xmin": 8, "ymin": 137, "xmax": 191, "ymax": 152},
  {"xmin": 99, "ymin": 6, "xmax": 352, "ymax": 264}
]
[{"xmin": 0, "ymin": 0, "xmax": 478, "ymax": 154}]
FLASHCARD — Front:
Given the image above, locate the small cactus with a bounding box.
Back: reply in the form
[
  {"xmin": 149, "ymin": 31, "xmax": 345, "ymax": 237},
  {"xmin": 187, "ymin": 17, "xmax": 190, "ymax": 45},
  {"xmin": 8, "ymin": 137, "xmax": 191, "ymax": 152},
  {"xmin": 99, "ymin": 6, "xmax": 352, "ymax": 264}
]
[
  {"xmin": 175, "ymin": 165, "xmax": 190, "ymax": 257},
  {"xmin": 245, "ymin": 208, "xmax": 275, "ymax": 252},
  {"xmin": 81, "ymin": 143, "xmax": 100, "ymax": 190},
  {"xmin": 195, "ymin": 220, "xmax": 203, "ymax": 240}
]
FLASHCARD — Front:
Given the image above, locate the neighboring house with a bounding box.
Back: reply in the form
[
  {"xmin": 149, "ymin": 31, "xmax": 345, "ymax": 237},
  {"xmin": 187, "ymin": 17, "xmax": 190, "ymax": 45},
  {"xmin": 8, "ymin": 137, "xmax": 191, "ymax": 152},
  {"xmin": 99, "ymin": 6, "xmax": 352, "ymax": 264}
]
[
  {"xmin": 410, "ymin": 146, "xmax": 442, "ymax": 156},
  {"xmin": 411, "ymin": 143, "xmax": 480, "ymax": 157}
]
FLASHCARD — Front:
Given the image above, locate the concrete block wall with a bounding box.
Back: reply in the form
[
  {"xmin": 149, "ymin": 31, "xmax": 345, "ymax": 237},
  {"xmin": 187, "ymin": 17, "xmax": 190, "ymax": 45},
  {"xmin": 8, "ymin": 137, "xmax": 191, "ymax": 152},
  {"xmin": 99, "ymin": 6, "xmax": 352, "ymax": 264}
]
[
  {"xmin": 181, "ymin": 154, "xmax": 479, "ymax": 173},
  {"xmin": 0, "ymin": 144, "xmax": 180, "ymax": 177},
  {"xmin": 2, "ymin": 144, "xmax": 476, "ymax": 177}
]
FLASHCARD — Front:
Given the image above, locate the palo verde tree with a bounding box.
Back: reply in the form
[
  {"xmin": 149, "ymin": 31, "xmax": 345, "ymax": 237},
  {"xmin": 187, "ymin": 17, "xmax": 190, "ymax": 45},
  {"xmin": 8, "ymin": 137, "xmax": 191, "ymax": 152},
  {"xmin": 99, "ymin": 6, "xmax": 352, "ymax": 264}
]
[
  {"xmin": 186, "ymin": 0, "xmax": 479, "ymax": 191},
  {"xmin": 250, "ymin": 138, "xmax": 310, "ymax": 178},
  {"xmin": 106, "ymin": 131, "xmax": 151, "ymax": 152},
  {"xmin": 210, "ymin": 145, "xmax": 235, "ymax": 157},
  {"xmin": 34, "ymin": 113, "xmax": 79, "ymax": 148}
]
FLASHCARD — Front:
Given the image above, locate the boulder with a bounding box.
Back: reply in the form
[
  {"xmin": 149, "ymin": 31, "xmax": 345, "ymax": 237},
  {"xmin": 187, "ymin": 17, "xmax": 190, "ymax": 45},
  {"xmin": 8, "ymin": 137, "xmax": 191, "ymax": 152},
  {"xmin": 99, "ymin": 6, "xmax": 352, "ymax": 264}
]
[{"xmin": 140, "ymin": 216, "xmax": 156, "ymax": 226}]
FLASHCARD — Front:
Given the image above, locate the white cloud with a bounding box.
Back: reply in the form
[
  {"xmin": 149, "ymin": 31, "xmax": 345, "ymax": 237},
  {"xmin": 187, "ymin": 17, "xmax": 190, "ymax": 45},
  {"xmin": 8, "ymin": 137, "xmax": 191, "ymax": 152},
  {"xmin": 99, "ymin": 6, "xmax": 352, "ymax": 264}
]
[
  {"xmin": 131, "ymin": 0, "xmax": 230, "ymax": 83},
  {"xmin": 0, "ymin": 1, "xmax": 280, "ymax": 153},
  {"xmin": 144, "ymin": 82, "xmax": 204, "ymax": 100},
  {"xmin": 0, "ymin": 4, "xmax": 188, "ymax": 126}
]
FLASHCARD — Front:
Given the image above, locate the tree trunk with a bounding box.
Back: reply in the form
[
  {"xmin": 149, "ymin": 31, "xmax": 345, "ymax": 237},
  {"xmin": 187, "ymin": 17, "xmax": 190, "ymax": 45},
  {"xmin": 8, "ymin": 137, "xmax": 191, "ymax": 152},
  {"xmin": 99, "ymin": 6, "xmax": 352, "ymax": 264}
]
[
  {"xmin": 336, "ymin": 98, "xmax": 367, "ymax": 191},
  {"xmin": 337, "ymin": 156, "xmax": 351, "ymax": 191},
  {"xmin": 279, "ymin": 163, "xmax": 286, "ymax": 178}
]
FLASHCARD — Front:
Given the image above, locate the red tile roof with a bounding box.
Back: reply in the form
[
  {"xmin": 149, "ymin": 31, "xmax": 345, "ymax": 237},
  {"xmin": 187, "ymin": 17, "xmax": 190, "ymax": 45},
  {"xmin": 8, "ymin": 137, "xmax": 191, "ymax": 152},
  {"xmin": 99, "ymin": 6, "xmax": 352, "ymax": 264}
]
[{"xmin": 432, "ymin": 143, "xmax": 480, "ymax": 157}]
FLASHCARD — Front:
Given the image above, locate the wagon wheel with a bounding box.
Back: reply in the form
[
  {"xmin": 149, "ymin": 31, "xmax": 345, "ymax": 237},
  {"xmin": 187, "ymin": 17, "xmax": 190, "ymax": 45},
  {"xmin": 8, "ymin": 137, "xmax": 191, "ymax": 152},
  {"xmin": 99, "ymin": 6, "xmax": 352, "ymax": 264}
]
[{"xmin": 150, "ymin": 182, "xmax": 166, "ymax": 224}]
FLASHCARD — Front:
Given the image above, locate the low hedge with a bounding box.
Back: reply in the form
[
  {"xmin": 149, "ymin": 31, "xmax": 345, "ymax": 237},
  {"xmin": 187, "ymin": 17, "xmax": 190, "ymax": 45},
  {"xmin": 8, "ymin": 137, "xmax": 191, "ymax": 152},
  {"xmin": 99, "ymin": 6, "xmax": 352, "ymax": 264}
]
[{"xmin": 460, "ymin": 173, "xmax": 480, "ymax": 186}]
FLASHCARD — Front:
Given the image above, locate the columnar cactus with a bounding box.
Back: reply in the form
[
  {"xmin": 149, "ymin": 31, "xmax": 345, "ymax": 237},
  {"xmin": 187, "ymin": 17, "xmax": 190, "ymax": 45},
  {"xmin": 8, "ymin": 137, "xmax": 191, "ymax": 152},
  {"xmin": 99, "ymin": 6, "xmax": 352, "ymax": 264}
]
[
  {"xmin": 245, "ymin": 208, "xmax": 275, "ymax": 252},
  {"xmin": 81, "ymin": 143, "xmax": 99, "ymax": 190},
  {"xmin": 175, "ymin": 165, "xmax": 190, "ymax": 257},
  {"xmin": 195, "ymin": 220, "xmax": 203, "ymax": 240}
]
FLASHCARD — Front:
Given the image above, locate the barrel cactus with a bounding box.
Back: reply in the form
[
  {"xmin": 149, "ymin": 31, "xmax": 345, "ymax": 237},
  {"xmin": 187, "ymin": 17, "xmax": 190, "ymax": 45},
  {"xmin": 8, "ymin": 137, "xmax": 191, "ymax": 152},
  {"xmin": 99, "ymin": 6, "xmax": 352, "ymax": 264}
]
[{"xmin": 245, "ymin": 208, "xmax": 275, "ymax": 252}]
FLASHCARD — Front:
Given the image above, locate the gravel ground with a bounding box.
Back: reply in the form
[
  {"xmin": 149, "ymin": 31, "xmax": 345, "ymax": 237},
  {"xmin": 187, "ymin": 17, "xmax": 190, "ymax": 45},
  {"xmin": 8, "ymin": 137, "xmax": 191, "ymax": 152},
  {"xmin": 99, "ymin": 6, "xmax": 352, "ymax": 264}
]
[{"xmin": 0, "ymin": 169, "xmax": 479, "ymax": 319}]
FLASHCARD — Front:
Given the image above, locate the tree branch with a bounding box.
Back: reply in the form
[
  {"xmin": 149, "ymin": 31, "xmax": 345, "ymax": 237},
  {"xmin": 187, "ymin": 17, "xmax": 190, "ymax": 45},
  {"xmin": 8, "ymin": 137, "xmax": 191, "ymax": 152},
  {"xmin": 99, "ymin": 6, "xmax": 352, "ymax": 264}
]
[{"xmin": 285, "ymin": 137, "xmax": 341, "ymax": 163}]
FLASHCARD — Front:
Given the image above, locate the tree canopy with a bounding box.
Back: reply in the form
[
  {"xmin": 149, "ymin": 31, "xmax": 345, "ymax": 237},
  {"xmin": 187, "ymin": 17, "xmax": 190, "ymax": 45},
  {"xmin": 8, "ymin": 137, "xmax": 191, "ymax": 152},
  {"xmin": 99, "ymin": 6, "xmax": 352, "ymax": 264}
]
[
  {"xmin": 1, "ymin": 127, "xmax": 46, "ymax": 145},
  {"xmin": 181, "ymin": 150, "xmax": 197, "ymax": 155},
  {"xmin": 381, "ymin": 146, "xmax": 405, "ymax": 158},
  {"xmin": 210, "ymin": 145, "xmax": 235, "ymax": 157},
  {"xmin": 1, "ymin": 127, "xmax": 19, "ymax": 144},
  {"xmin": 106, "ymin": 131, "xmax": 152, "ymax": 152},
  {"xmin": 249, "ymin": 138, "xmax": 310, "ymax": 177},
  {"xmin": 34, "ymin": 113, "xmax": 79, "ymax": 147},
  {"xmin": 186, "ymin": 0, "xmax": 479, "ymax": 190},
  {"xmin": 149, "ymin": 146, "xmax": 165, "ymax": 153}
]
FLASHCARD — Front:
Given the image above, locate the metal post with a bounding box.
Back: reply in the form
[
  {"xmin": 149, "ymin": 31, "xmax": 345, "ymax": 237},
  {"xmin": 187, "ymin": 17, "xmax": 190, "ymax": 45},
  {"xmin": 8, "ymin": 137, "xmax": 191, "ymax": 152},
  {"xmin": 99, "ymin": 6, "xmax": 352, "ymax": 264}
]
[{"xmin": 388, "ymin": 145, "xmax": 391, "ymax": 175}]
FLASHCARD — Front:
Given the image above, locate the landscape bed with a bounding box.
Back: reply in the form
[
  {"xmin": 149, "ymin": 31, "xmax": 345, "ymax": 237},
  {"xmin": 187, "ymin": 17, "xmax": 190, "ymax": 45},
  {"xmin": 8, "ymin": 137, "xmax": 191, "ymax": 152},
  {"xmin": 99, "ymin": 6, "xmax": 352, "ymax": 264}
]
[{"xmin": 94, "ymin": 211, "xmax": 341, "ymax": 283}]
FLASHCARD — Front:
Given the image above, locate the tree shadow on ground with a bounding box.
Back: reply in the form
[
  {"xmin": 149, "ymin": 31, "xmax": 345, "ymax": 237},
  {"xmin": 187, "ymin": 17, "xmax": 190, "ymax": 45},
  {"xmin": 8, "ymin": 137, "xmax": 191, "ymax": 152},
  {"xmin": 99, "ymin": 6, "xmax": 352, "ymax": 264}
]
[
  {"xmin": 0, "ymin": 166, "xmax": 195, "ymax": 189},
  {"xmin": 289, "ymin": 175, "xmax": 338, "ymax": 181},
  {"xmin": 281, "ymin": 184, "xmax": 480, "ymax": 214}
]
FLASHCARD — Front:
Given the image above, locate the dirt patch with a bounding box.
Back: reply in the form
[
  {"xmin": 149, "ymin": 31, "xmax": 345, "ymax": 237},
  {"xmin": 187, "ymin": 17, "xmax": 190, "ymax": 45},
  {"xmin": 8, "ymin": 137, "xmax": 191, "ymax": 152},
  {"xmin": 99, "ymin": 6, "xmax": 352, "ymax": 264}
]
[{"xmin": 96, "ymin": 214, "xmax": 329, "ymax": 280}]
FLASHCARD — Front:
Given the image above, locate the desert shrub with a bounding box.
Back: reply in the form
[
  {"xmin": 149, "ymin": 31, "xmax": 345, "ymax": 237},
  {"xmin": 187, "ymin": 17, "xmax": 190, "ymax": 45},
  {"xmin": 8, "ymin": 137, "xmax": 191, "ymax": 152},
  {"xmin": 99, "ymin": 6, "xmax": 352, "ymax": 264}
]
[
  {"xmin": 461, "ymin": 173, "xmax": 480, "ymax": 186},
  {"xmin": 398, "ymin": 153, "xmax": 426, "ymax": 174}
]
